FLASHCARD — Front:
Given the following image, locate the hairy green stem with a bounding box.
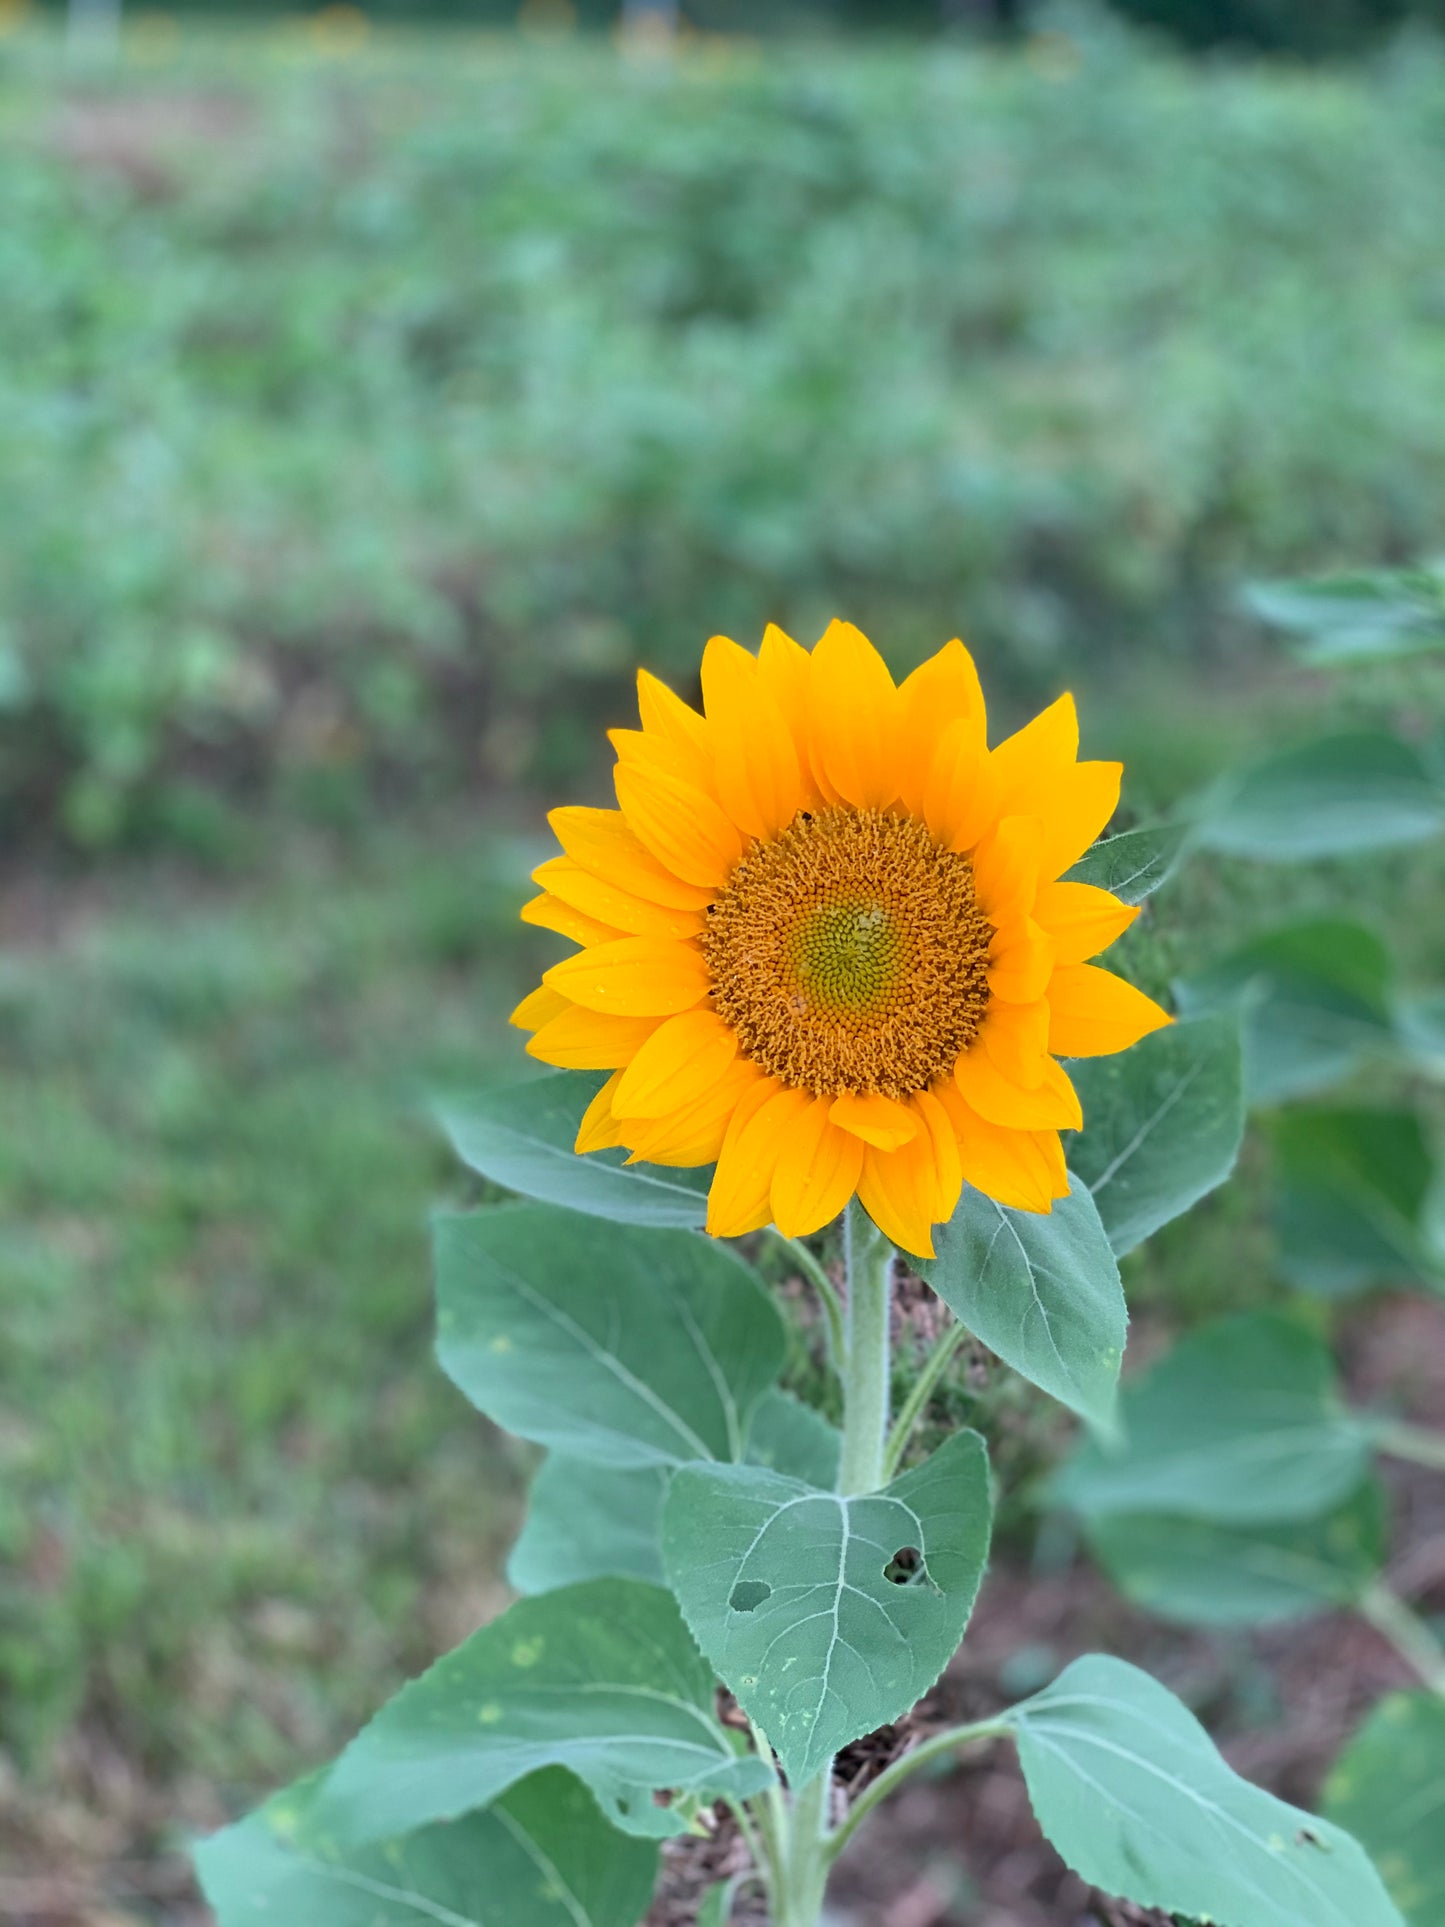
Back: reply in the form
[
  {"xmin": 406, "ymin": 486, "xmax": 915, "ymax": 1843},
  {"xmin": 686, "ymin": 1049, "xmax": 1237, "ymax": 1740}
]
[
  {"xmin": 837, "ymin": 1200, "xmax": 893, "ymax": 1497},
  {"xmin": 882, "ymin": 1318, "xmax": 968, "ymax": 1480},
  {"xmin": 1375, "ymin": 1421, "xmax": 1445, "ymax": 1474},
  {"xmin": 824, "ymin": 1718, "xmax": 1010, "ymax": 1862},
  {"xmin": 1360, "ymin": 1582, "xmax": 1445, "ymax": 1698}
]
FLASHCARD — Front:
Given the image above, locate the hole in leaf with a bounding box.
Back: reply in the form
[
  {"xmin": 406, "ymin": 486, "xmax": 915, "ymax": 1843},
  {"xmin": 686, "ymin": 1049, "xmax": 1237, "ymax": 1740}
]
[
  {"xmin": 883, "ymin": 1546, "xmax": 925, "ymax": 1585},
  {"xmin": 730, "ymin": 1580, "xmax": 772, "ymax": 1613}
]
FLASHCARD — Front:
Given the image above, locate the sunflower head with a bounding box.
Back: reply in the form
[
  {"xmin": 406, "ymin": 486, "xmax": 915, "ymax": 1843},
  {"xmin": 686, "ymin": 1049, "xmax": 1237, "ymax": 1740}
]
[{"xmin": 514, "ymin": 622, "xmax": 1171, "ymax": 1258}]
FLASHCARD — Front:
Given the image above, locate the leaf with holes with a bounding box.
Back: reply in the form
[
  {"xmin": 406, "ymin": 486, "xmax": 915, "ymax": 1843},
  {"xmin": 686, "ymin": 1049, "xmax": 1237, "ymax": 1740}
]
[
  {"xmin": 435, "ymin": 1205, "xmax": 785, "ymax": 1467},
  {"xmin": 1008, "ymin": 1655, "xmax": 1404, "ymax": 1927},
  {"xmin": 1054, "ymin": 1311, "xmax": 1372, "ymax": 1525},
  {"xmin": 1326, "ymin": 1691, "xmax": 1445, "ymax": 1927},
  {"xmin": 1086, "ymin": 1479, "xmax": 1387, "ymax": 1628},
  {"xmin": 440, "ymin": 1073, "xmax": 709, "ymax": 1226},
  {"xmin": 1194, "ymin": 731, "xmax": 1445, "ymax": 860},
  {"xmin": 195, "ymin": 1767, "xmax": 658, "ymax": 1927},
  {"xmin": 1176, "ymin": 917, "xmax": 1395, "ymax": 1103},
  {"xmin": 1068, "ymin": 1010, "xmax": 1245, "ymax": 1256},
  {"xmin": 307, "ymin": 1579, "xmax": 772, "ymax": 1846},
  {"xmin": 1271, "ymin": 1107, "xmax": 1444, "ymax": 1297},
  {"xmin": 662, "ymin": 1431, "xmax": 992, "ymax": 1790},
  {"xmin": 918, "ymin": 1182, "xmax": 1125, "ymax": 1433},
  {"xmin": 1065, "ymin": 822, "xmax": 1187, "ymax": 903}
]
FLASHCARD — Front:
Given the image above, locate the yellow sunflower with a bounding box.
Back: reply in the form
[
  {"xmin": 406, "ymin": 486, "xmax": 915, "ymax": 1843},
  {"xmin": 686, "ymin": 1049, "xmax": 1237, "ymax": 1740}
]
[{"xmin": 512, "ymin": 622, "xmax": 1171, "ymax": 1258}]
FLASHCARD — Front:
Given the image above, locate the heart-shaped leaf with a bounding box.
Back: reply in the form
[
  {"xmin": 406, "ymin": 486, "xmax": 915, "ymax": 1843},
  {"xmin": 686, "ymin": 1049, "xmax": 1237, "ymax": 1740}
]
[
  {"xmin": 436, "ymin": 1204, "xmax": 785, "ymax": 1467},
  {"xmin": 1194, "ymin": 731, "xmax": 1444, "ymax": 860},
  {"xmin": 1326, "ymin": 1691, "xmax": 1445, "ymax": 1926},
  {"xmin": 1009, "ymin": 1656, "xmax": 1403, "ymax": 1927},
  {"xmin": 440, "ymin": 1073, "xmax": 709, "ymax": 1226},
  {"xmin": 1054, "ymin": 1311, "xmax": 1372, "ymax": 1525},
  {"xmin": 309, "ymin": 1579, "xmax": 772, "ymax": 1846},
  {"xmin": 663, "ymin": 1431, "xmax": 992, "ymax": 1789},
  {"xmin": 1068, "ymin": 1010, "xmax": 1245, "ymax": 1255},
  {"xmin": 195, "ymin": 1768, "xmax": 657, "ymax": 1927},
  {"xmin": 918, "ymin": 1182, "xmax": 1125, "ymax": 1433}
]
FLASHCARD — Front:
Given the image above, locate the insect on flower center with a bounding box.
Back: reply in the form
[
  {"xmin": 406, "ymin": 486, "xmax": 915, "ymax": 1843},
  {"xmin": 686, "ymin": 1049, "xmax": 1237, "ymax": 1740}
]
[{"xmin": 702, "ymin": 806, "xmax": 993, "ymax": 1100}]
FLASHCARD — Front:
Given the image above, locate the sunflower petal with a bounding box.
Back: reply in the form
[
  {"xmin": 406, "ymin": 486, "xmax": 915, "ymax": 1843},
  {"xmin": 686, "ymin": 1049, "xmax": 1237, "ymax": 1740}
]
[
  {"xmin": 532, "ymin": 856, "xmax": 705, "ymax": 941},
  {"xmin": 510, "ymin": 983, "xmax": 572, "ymax": 1032},
  {"xmin": 857, "ymin": 1137, "xmax": 938, "ymax": 1260},
  {"xmin": 611, "ymin": 1008, "xmax": 739, "ymax": 1119},
  {"xmin": 1038, "ymin": 761, "xmax": 1123, "ymax": 877},
  {"xmin": 914, "ymin": 1088, "xmax": 964, "ymax": 1225},
  {"xmin": 621, "ymin": 1057, "xmax": 763, "ymax": 1168},
  {"xmin": 575, "ymin": 1071, "xmax": 628, "ymax": 1153},
  {"xmin": 953, "ymin": 1042, "xmax": 1082, "ymax": 1130},
  {"xmin": 637, "ymin": 667, "xmax": 711, "ymax": 764},
  {"xmin": 977, "ymin": 997, "xmax": 1051, "ymax": 1090},
  {"xmin": 770, "ymin": 1098, "xmax": 866, "ymax": 1238},
  {"xmin": 923, "ymin": 714, "xmax": 996, "ymax": 853},
  {"xmin": 829, "ymin": 1090, "xmax": 920, "ymax": 1151},
  {"xmin": 521, "ymin": 891, "xmax": 626, "ymax": 948},
  {"xmin": 701, "ymin": 634, "xmax": 806, "ymax": 841},
  {"xmin": 971, "ymin": 815, "xmax": 1043, "ymax": 925},
  {"xmin": 1048, "ymin": 964, "xmax": 1173, "ymax": 1057},
  {"xmin": 548, "ymin": 807, "xmax": 715, "ymax": 911},
  {"xmin": 897, "ymin": 639, "xmax": 987, "ymax": 818},
  {"xmin": 987, "ymin": 915, "xmax": 1055, "ymax": 1004},
  {"xmin": 615, "ymin": 761, "xmax": 745, "ymax": 891},
  {"xmin": 808, "ymin": 620, "xmax": 902, "ymax": 810},
  {"xmin": 1034, "ymin": 880, "xmax": 1139, "ymax": 964},
  {"xmin": 526, "ymin": 1005, "xmax": 661, "ymax": 1070},
  {"xmin": 706, "ymin": 1079, "xmax": 802, "ymax": 1237},
  {"xmin": 934, "ymin": 1080, "xmax": 1057, "ymax": 1214},
  {"xmin": 989, "ymin": 693, "xmax": 1079, "ymax": 818},
  {"xmin": 544, "ymin": 936, "xmax": 711, "ymax": 1017}
]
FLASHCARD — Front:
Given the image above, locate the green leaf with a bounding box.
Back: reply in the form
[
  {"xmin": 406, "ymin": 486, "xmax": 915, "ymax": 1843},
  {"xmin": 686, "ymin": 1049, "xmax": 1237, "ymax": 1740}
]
[
  {"xmin": 507, "ymin": 1394, "xmax": 839, "ymax": 1597},
  {"xmin": 1086, "ymin": 1479, "xmax": 1387, "ymax": 1628},
  {"xmin": 1176, "ymin": 917, "xmax": 1395, "ymax": 1102},
  {"xmin": 1054, "ymin": 1311, "xmax": 1371, "ymax": 1525},
  {"xmin": 1068, "ymin": 1011, "xmax": 1245, "ymax": 1256},
  {"xmin": 1009, "ymin": 1655, "xmax": 1404, "ymax": 1927},
  {"xmin": 697, "ymin": 1880, "xmax": 739, "ymax": 1927},
  {"xmin": 195, "ymin": 1768, "xmax": 658, "ymax": 1927},
  {"xmin": 309, "ymin": 1579, "xmax": 772, "ymax": 1846},
  {"xmin": 1271, "ymin": 1107, "xmax": 1443, "ymax": 1297},
  {"xmin": 439, "ymin": 1073, "xmax": 709, "ymax": 1226},
  {"xmin": 918, "ymin": 1183, "xmax": 1126, "ymax": 1433},
  {"xmin": 1065, "ymin": 822, "xmax": 1187, "ymax": 903},
  {"xmin": 1326, "ymin": 1691, "xmax": 1445, "ymax": 1926},
  {"xmin": 1246, "ymin": 566, "xmax": 1445, "ymax": 667},
  {"xmin": 435, "ymin": 1205, "xmax": 785, "ymax": 1467},
  {"xmin": 1194, "ymin": 731, "xmax": 1444, "ymax": 860},
  {"xmin": 508, "ymin": 1459, "xmax": 669, "ymax": 1594},
  {"xmin": 662, "ymin": 1431, "xmax": 992, "ymax": 1790}
]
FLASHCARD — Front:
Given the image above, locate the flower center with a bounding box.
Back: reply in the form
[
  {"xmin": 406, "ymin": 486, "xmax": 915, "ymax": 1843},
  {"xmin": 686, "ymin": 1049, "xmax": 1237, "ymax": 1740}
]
[{"xmin": 702, "ymin": 806, "xmax": 993, "ymax": 1099}]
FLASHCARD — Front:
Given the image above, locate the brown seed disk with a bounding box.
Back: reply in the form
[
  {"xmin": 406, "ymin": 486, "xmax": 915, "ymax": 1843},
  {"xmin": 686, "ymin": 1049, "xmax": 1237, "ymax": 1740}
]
[{"xmin": 702, "ymin": 806, "xmax": 993, "ymax": 1099}]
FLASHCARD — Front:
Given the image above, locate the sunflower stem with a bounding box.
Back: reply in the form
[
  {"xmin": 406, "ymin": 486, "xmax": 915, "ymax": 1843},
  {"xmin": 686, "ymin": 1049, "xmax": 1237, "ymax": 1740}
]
[
  {"xmin": 837, "ymin": 1200, "xmax": 894, "ymax": 1497},
  {"xmin": 882, "ymin": 1317, "xmax": 969, "ymax": 1481}
]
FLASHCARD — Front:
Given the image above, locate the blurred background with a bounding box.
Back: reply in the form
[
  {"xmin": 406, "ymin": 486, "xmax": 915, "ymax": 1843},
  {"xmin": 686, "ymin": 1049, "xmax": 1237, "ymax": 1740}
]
[{"xmin": 1, "ymin": 1, "xmax": 1443, "ymax": 1922}]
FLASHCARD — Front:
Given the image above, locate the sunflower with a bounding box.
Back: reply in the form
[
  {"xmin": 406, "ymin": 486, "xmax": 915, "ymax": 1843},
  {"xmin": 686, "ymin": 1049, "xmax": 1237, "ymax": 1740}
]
[{"xmin": 512, "ymin": 622, "xmax": 1170, "ymax": 1258}]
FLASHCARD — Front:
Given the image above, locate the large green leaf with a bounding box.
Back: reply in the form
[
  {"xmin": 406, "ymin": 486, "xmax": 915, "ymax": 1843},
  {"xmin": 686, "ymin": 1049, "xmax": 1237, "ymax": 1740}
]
[
  {"xmin": 1009, "ymin": 1656, "xmax": 1404, "ymax": 1927},
  {"xmin": 309, "ymin": 1579, "xmax": 772, "ymax": 1846},
  {"xmin": 662, "ymin": 1431, "xmax": 992, "ymax": 1790},
  {"xmin": 1086, "ymin": 1479, "xmax": 1387, "ymax": 1629},
  {"xmin": 508, "ymin": 1393, "xmax": 840, "ymax": 1597},
  {"xmin": 1271, "ymin": 1108, "xmax": 1443, "ymax": 1297},
  {"xmin": 1054, "ymin": 1311, "xmax": 1371, "ymax": 1524},
  {"xmin": 1176, "ymin": 917, "xmax": 1395, "ymax": 1102},
  {"xmin": 195, "ymin": 1768, "xmax": 658, "ymax": 1927},
  {"xmin": 1068, "ymin": 1011, "xmax": 1245, "ymax": 1256},
  {"xmin": 1195, "ymin": 731, "xmax": 1445, "ymax": 860},
  {"xmin": 1065, "ymin": 823, "xmax": 1187, "ymax": 903},
  {"xmin": 439, "ymin": 1073, "xmax": 709, "ymax": 1226},
  {"xmin": 1246, "ymin": 566, "xmax": 1445, "ymax": 667},
  {"xmin": 435, "ymin": 1205, "xmax": 785, "ymax": 1467},
  {"xmin": 918, "ymin": 1183, "xmax": 1125, "ymax": 1433},
  {"xmin": 1326, "ymin": 1691, "xmax": 1445, "ymax": 1927}
]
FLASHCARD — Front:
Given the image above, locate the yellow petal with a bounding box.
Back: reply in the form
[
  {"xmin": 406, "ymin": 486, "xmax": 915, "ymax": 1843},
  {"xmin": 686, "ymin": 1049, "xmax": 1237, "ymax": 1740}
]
[
  {"xmin": 1048, "ymin": 964, "xmax": 1173, "ymax": 1057},
  {"xmin": 614, "ymin": 760, "xmax": 745, "ymax": 891},
  {"xmin": 700, "ymin": 634, "xmax": 806, "ymax": 841},
  {"xmin": 521, "ymin": 891, "xmax": 626, "ymax": 948},
  {"xmin": 770, "ymin": 1098, "xmax": 866, "ymax": 1238},
  {"xmin": 622, "ymin": 1057, "xmax": 762, "ymax": 1168},
  {"xmin": 987, "ymin": 915, "xmax": 1055, "ymax": 1004},
  {"xmin": 977, "ymin": 997, "xmax": 1051, "ymax": 1090},
  {"xmin": 575, "ymin": 1072, "xmax": 628, "ymax": 1153},
  {"xmin": 971, "ymin": 815, "xmax": 1043, "ymax": 925},
  {"xmin": 637, "ymin": 667, "xmax": 711, "ymax": 764},
  {"xmin": 897, "ymin": 639, "xmax": 987, "ymax": 819},
  {"xmin": 611, "ymin": 1008, "xmax": 739, "ymax": 1119},
  {"xmin": 1038, "ymin": 761, "xmax": 1123, "ymax": 878},
  {"xmin": 756, "ymin": 623, "xmax": 823, "ymax": 806},
  {"xmin": 510, "ymin": 983, "xmax": 572, "ymax": 1032},
  {"xmin": 953, "ymin": 1043, "xmax": 1082, "ymax": 1130},
  {"xmin": 914, "ymin": 1088, "xmax": 963, "ymax": 1226},
  {"xmin": 1034, "ymin": 1127, "xmax": 1071, "ymax": 1200},
  {"xmin": 829, "ymin": 1090, "xmax": 921, "ymax": 1151},
  {"xmin": 923, "ymin": 714, "xmax": 996, "ymax": 853},
  {"xmin": 526, "ymin": 1005, "xmax": 661, "ymax": 1069},
  {"xmin": 548, "ymin": 807, "xmax": 714, "ymax": 911},
  {"xmin": 532, "ymin": 857, "xmax": 705, "ymax": 941},
  {"xmin": 544, "ymin": 936, "xmax": 711, "ymax": 1017},
  {"xmin": 857, "ymin": 1137, "xmax": 938, "ymax": 1260},
  {"xmin": 807, "ymin": 620, "xmax": 902, "ymax": 810},
  {"xmin": 989, "ymin": 693, "xmax": 1079, "ymax": 818},
  {"xmin": 1034, "ymin": 880, "xmax": 1140, "ymax": 964},
  {"xmin": 934, "ymin": 1081, "xmax": 1057, "ymax": 1214},
  {"xmin": 706, "ymin": 1079, "xmax": 803, "ymax": 1238}
]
